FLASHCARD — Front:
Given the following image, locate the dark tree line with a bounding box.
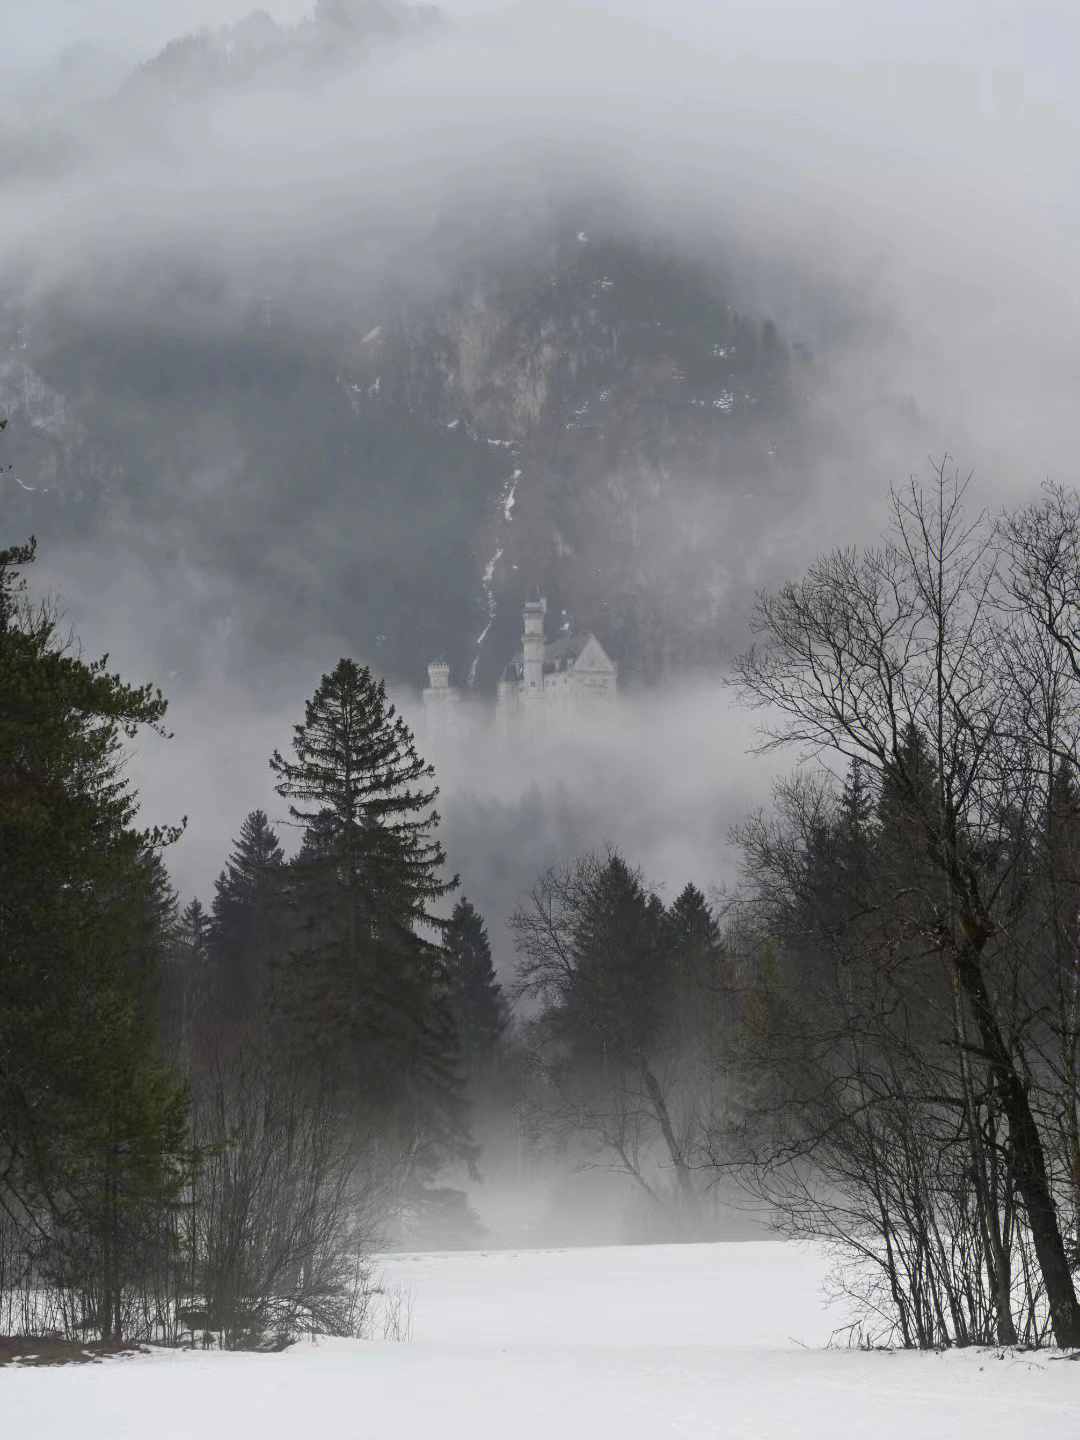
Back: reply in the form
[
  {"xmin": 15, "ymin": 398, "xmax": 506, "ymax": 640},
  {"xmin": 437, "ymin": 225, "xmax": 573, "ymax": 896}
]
[
  {"xmin": 505, "ymin": 466, "xmax": 1080, "ymax": 1343},
  {"xmin": 722, "ymin": 467, "xmax": 1080, "ymax": 1347},
  {"xmin": 0, "ymin": 535, "xmax": 192, "ymax": 1343},
  {"xmin": 1, "ymin": 524, "xmax": 510, "ymax": 1347},
  {"xmin": 511, "ymin": 851, "xmax": 732, "ymax": 1224},
  {"xmin": 11, "ymin": 434, "xmax": 1080, "ymax": 1352},
  {"xmin": 159, "ymin": 661, "xmax": 515, "ymax": 1342}
]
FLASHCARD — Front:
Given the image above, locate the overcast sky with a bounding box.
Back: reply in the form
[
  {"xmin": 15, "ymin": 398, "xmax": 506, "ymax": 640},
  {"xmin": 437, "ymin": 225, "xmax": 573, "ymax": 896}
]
[{"xmin": 5, "ymin": 1, "xmax": 1077, "ymax": 113}]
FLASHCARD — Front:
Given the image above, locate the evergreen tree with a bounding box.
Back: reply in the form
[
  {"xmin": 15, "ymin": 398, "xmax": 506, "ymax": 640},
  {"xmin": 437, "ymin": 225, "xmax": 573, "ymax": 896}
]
[
  {"xmin": 268, "ymin": 659, "xmax": 462, "ymax": 1157},
  {"xmin": 668, "ymin": 883, "xmax": 724, "ymax": 1007},
  {"xmin": 878, "ymin": 721, "xmax": 939, "ymax": 857},
  {"xmin": 836, "ymin": 759, "xmax": 875, "ymax": 885},
  {"xmin": 568, "ymin": 853, "xmax": 668, "ymax": 1067},
  {"xmin": 668, "ymin": 883, "xmax": 719, "ymax": 951},
  {"xmin": 1033, "ymin": 758, "xmax": 1080, "ymax": 1254},
  {"xmin": 0, "ymin": 538, "xmax": 192, "ymax": 1340},
  {"xmin": 667, "ymin": 883, "xmax": 727, "ymax": 1055},
  {"xmin": 161, "ymin": 896, "xmax": 209, "ymax": 1071},
  {"xmin": 571, "ymin": 855, "xmax": 692, "ymax": 1191},
  {"xmin": 874, "ymin": 724, "xmax": 956, "ymax": 1033},
  {"xmin": 444, "ymin": 898, "xmax": 509, "ymax": 1081},
  {"xmin": 207, "ymin": 809, "xmax": 284, "ymax": 1059},
  {"xmin": 180, "ymin": 897, "xmax": 210, "ymax": 960},
  {"xmin": 513, "ymin": 851, "xmax": 703, "ymax": 1196}
]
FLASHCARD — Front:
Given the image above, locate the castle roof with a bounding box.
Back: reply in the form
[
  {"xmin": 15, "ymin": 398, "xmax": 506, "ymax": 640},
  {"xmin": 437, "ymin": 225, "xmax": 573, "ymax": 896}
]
[{"xmin": 502, "ymin": 632, "xmax": 610, "ymax": 680}]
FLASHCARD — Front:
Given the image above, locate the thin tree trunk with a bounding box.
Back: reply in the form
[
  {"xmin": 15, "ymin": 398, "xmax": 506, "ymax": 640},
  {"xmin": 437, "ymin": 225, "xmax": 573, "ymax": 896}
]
[
  {"xmin": 951, "ymin": 974, "xmax": 1019, "ymax": 1345},
  {"xmin": 638, "ymin": 1057, "xmax": 694, "ymax": 1194},
  {"xmin": 954, "ymin": 944, "xmax": 1080, "ymax": 1346}
]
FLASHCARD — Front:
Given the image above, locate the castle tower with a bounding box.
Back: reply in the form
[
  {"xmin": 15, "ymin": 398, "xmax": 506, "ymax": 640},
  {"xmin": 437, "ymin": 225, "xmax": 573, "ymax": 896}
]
[
  {"xmin": 521, "ymin": 593, "xmax": 547, "ymax": 709},
  {"xmin": 423, "ymin": 658, "xmax": 459, "ymax": 738}
]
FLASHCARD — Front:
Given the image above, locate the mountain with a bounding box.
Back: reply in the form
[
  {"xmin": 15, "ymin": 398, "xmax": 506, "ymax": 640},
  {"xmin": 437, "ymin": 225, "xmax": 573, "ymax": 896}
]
[{"xmin": 0, "ymin": 4, "xmax": 825, "ymax": 695}]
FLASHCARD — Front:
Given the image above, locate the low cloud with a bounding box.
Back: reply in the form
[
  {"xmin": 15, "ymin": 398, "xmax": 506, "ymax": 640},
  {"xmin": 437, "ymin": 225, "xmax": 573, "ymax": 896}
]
[
  {"xmin": 7, "ymin": 1, "xmax": 1078, "ymax": 934},
  {"xmin": 128, "ymin": 670, "xmax": 780, "ymax": 976}
]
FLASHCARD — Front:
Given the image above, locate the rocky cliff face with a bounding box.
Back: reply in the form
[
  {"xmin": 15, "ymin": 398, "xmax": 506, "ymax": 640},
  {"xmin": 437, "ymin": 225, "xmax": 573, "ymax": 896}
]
[
  {"xmin": 334, "ymin": 227, "xmax": 803, "ymax": 687},
  {"xmin": 0, "ymin": 225, "xmax": 810, "ymax": 691}
]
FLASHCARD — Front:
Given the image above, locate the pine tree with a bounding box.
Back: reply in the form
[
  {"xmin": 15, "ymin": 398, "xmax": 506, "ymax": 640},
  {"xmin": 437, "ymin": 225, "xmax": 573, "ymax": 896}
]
[
  {"xmin": 878, "ymin": 721, "xmax": 939, "ymax": 854},
  {"xmin": 668, "ymin": 882, "xmax": 722, "ymax": 991},
  {"xmin": 207, "ymin": 810, "xmax": 284, "ymax": 1059},
  {"xmin": 1035, "ymin": 759, "xmax": 1080, "ymax": 1254},
  {"xmin": 0, "ymin": 538, "xmax": 192, "ymax": 1340},
  {"xmin": 668, "ymin": 883, "xmax": 719, "ymax": 950},
  {"xmin": 568, "ymin": 854, "xmax": 669, "ymax": 1067},
  {"xmin": 181, "ymin": 897, "xmax": 210, "ymax": 959},
  {"xmin": 444, "ymin": 898, "xmax": 509, "ymax": 1081},
  {"xmin": 571, "ymin": 855, "xmax": 691, "ymax": 1191},
  {"xmin": 268, "ymin": 659, "xmax": 462, "ymax": 1156},
  {"xmin": 161, "ymin": 896, "xmax": 209, "ymax": 1071},
  {"xmin": 667, "ymin": 883, "xmax": 727, "ymax": 1055}
]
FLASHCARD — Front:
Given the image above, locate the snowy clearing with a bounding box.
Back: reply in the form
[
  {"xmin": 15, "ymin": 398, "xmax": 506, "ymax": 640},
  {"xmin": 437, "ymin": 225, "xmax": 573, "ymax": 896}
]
[{"xmin": 7, "ymin": 1242, "xmax": 1080, "ymax": 1439}]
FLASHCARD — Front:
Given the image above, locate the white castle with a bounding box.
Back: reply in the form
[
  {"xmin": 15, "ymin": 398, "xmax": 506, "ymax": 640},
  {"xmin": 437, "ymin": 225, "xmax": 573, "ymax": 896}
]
[{"xmin": 424, "ymin": 593, "xmax": 616, "ymax": 737}]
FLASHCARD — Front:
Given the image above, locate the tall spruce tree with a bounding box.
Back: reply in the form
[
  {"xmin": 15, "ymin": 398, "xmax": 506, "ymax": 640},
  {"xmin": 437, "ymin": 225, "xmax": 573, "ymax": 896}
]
[
  {"xmin": 668, "ymin": 883, "xmax": 719, "ymax": 951},
  {"xmin": 0, "ymin": 538, "xmax": 192, "ymax": 1340},
  {"xmin": 207, "ymin": 809, "xmax": 284, "ymax": 1060},
  {"xmin": 268, "ymin": 659, "xmax": 462, "ymax": 1157},
  {"xmin": 568, "ymin": 854, "xmax": 670, "ymax": 1067},
  {"xmin": 180, "ymin": 897, "xmax": 210, "ymax": 960},
  {"xmin": 444, "ymin": 898, "xmax": 508, "ymax": 1081},
  {"xmin": 666, "ymin": 883, "xmax": 727, "ymax": 1055},
  {"xmin": 568, "ymin": 853, "xmax": 691, "ymax": 1191},
  {"xmin": 668, "ymin": 883, "xmax": 723, "ymax": 1000},
  {"xmin": 161, "ymin": 896, "xmax": 209, "ymax": 1072}
]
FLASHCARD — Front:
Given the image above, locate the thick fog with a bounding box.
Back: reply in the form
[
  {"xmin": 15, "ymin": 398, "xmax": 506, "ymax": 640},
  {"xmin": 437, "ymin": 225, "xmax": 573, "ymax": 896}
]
[{"xmin": 3, "ymin": 0, "xmax": 1078, "ymax": 953}]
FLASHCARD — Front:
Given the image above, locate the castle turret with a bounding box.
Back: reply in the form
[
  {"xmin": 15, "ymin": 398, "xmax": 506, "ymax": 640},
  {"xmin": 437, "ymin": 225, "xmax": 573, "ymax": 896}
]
[
  {"xmin": 423, "ymin": 657, "xmax": 459, "ymax": 737},
  {"xmin": 522, "ymin": 593, "xmax": 547, "ymax": 705}
]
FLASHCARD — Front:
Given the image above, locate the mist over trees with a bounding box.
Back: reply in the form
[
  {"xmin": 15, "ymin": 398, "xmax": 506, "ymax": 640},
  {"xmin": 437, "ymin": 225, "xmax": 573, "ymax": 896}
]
[
  {"xmin": 500, "ymin": 465, "xmax": 1080, "ymax": 1345},
  {"xmin": 10, "ymin": 457, "xmax": 1080, "ymax": 1351},
  {"xmin": 8, "ymin": 0, "xmax": 1075, "ymax": 949},
  {"xmin": 511, "ymin": 854, "xmax": 727, "ymax": 1215},
  {"xmin": 2, "ymin": 0, "xmax": 1079, "ymax": 1388},
  {"xmin": 0, "ymin": 532, "xmax": 193, "ymax": 1344},
  {"xmin": 0, "ymin": 524, "xmax": 487, "ymax": 1347},
  {"xmin": 721, "ymin": 468, "xmax": 1080, "ymax": 1347}
]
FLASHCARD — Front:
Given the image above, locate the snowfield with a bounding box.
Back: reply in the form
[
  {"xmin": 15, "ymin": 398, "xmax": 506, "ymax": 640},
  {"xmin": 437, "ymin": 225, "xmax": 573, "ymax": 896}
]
[{"xmin": 7, "ymin": 1242, "xmax": 1080, "ymax": 1439}]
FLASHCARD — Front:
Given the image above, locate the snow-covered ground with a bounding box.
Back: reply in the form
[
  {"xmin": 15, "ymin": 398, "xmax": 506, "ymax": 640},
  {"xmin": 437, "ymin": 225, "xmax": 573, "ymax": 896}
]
[{"xmin": 7, "ymin": 1243, "xmax": 1080, "ymax": 1439}]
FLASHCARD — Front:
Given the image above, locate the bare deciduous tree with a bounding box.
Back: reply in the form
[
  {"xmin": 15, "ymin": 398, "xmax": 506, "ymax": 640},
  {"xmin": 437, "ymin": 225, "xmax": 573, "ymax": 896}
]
[{"xmin": 730, "ymin": 462, "xmax": 1080, "ymax": 1346}]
